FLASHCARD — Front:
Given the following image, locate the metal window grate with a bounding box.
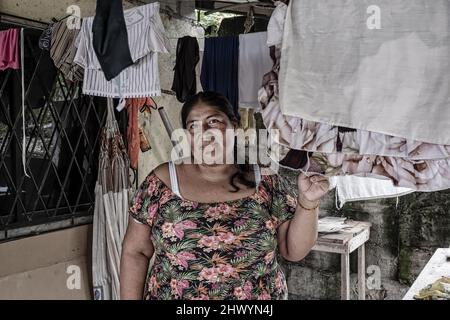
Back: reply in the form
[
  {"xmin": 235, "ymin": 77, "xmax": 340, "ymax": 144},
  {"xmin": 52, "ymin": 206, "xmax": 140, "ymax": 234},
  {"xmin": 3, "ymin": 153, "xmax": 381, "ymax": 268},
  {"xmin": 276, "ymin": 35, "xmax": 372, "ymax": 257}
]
[{"xmin": 0, "ymin": 24, "xmax": 107, "ymax": 240}]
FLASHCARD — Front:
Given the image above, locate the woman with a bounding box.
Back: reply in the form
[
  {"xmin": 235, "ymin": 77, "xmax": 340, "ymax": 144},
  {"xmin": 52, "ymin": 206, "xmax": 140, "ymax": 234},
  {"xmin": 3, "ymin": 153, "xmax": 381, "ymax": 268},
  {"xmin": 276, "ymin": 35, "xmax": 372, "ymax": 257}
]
[{"xmin": 120, "ymin": 91, "xmax": 329, "ymax": 300}]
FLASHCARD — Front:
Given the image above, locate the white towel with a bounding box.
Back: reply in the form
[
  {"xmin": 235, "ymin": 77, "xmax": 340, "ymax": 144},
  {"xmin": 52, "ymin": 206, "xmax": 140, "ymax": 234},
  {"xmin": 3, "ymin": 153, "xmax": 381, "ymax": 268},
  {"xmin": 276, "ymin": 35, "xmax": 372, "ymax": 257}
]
[
  {"xmin": 239, "ymin": 32, "xmax": 273, "ymax": 109},
  {"xmin": 330, "ymin": 175, "xmax": 414, "ymax": 209},
  {"xmin": 266, "ymin": 1, "xmax": 287, "ymax": 48}
]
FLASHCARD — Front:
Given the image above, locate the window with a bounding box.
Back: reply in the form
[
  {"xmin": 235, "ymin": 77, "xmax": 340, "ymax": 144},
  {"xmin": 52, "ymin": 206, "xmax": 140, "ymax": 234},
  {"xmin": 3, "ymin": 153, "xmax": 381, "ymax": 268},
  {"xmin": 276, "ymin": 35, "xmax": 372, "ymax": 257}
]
[{"xmin": 0, "ymin": 23, "xmax": 107, "ymax": 240}]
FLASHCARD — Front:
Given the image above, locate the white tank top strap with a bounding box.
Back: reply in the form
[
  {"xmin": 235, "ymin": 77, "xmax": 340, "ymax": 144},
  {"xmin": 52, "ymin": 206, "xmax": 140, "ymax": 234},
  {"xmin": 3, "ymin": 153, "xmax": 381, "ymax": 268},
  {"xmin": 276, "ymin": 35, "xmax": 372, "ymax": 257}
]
[{"xmin": 168, "ymin": 161, "xmax": 182, "ymax": 197}]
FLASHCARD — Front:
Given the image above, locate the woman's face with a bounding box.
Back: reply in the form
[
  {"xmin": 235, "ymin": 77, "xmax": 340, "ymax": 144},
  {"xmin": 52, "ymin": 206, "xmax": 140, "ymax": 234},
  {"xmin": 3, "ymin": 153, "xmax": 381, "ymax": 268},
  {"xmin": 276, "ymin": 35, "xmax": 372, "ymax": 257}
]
[{"xmin": 185, "ymin": 103, "xmax": 237, "ymax": 165}]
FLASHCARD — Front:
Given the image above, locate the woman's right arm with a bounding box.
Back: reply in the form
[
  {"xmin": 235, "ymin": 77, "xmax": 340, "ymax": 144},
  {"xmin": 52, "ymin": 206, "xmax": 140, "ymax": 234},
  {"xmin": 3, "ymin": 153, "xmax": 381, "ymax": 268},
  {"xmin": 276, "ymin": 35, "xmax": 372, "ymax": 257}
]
[{"xmin": 119, "ymin": 218, "xmax": 155, "ymax": 300}]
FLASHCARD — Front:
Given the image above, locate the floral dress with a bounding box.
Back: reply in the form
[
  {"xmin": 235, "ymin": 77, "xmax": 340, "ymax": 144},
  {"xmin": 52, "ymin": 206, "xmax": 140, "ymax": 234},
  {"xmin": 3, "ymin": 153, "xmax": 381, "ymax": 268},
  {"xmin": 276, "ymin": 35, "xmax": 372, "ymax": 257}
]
[{"xmin": 129, "ymin": 171, "xmax": 298, "ymax": 300}]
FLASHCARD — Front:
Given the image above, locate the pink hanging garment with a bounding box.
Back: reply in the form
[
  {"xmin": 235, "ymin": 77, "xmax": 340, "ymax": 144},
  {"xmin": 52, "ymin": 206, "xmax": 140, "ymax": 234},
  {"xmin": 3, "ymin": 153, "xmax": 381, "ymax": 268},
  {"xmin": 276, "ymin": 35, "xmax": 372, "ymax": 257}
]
[{"xmin": 0, "ymin": 28, "xmax": 20, "ymax": 71}]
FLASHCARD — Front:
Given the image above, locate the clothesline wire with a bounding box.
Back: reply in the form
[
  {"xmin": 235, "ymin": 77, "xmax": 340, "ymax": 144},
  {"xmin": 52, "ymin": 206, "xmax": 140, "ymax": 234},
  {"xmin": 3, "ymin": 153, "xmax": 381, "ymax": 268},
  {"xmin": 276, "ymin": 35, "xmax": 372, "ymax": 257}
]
[{"xmin": 161, "ymin": 89, "xmax": 176, "ymax": 96}]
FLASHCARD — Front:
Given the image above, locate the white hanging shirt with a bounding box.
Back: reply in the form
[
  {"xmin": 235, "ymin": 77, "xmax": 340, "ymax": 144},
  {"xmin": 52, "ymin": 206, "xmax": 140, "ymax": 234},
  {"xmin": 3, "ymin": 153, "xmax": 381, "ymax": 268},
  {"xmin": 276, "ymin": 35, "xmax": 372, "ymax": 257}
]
[
  {"xmin": 74, "ymin": 2, "xmax": 169, "ymax": 98},
  {"xmin": 239, "ymin": 31, "xmax": 273, "ymax": 109},
  {"xmin": 266, "ymin": 1, "xmax": 287, "ymax": 48}
]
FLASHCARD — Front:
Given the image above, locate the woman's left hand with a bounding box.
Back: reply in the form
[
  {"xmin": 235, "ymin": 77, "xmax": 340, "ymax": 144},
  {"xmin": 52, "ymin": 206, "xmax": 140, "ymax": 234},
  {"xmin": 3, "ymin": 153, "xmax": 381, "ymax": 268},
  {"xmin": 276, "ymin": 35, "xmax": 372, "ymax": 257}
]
[{"xmin": 297, "ymin": 173, "xmax": 330, "ymax": 206}]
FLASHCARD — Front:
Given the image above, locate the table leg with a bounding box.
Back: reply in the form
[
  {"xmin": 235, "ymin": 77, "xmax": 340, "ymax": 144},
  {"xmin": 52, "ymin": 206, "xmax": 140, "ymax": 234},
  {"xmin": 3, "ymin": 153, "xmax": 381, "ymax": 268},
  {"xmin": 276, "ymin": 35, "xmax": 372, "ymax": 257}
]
[
  {"xmin": 341, "ymin": 253, "xmax": 350, "ymax": 300},
  {"xmin": 358, "ymin": 244, "xmax": 366, "ymax": 300}
]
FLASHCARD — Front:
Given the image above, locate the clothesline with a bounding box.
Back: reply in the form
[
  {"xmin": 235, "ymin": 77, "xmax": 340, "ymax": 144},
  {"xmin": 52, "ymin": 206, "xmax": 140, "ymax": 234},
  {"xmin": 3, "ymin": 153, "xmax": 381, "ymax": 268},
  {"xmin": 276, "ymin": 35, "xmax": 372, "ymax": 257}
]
[{"xmin": 161, "ymin": 89, "xmax": 176, "ymax": 96}]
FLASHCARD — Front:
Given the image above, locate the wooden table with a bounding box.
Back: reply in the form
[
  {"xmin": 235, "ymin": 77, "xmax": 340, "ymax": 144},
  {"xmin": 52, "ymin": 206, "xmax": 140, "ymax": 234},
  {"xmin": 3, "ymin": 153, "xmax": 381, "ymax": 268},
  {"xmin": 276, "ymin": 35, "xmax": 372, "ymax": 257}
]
[
  {"xmin": 312, "ymin": 218, "xmax": 372, "ymax": 300},
  {"xmin": 402, "ymin": 248, "xmax": 450, "ymax": 300}
]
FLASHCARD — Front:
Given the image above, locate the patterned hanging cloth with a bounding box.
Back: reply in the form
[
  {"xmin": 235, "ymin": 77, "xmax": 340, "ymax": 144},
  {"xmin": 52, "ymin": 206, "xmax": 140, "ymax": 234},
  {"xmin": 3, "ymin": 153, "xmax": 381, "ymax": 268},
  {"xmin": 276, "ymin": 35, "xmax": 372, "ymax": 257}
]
[
  {"xmin": 92, "ymin": 0, "xmax": 133, "ymax": 81},
  {"xmin": 92, "ymin": 98, "xmax": 130, "ymax": 300}
]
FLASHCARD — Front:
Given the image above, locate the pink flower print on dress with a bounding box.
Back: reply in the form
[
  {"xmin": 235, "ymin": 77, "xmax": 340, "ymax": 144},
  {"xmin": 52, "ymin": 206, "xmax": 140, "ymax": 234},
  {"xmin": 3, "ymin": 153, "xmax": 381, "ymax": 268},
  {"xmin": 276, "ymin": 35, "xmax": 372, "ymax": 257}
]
[
  {"xmin": 147, "ymin": 178, "xmax": 158, "ymax": 195},
  {"xmin": 217, "ymin": 203, "xmax": 233, "ymax": 214},
  {"xmin": 243, "ymin": 281, "xmax": 253, "ymax": 299},
  {"xmin": 176, "ymin": 280, "xmax": 189, "ymax": 297},
  {"xmin": 234, "ymin": 250, "xmax": 246, "ymax": 258},
  {"xmin": 191, "ymin": 294, "xmax": 210, "ymax": 300},
  {"xmin": 159, "ymin": 189, "xmax": 173, "ymax": 205},
  {"xmin": 204, "ymin": 203, "xmax": 234, "ymax": 221},
  {"xmin": 217, "ymin": 232, "xmax": 236, "ymax": 245},
  {"xmin": 265, "ymin": 220, "xmax": 275, "ymax": 231},
  {"xmin": 170, "ymin": 279, "xmax": 189, "ymax": 297},
  {"xmin": 253, "ymin": 187, "xmax": 270, "ymax": 203},
  {"xmin": 264, "ymin": 251, "xmax": 275, "ymax": 264},
  {"xmin": 181, "ymin": 200, "xmax": 199, "ymax": 210},
  {"xmin": 175, "ymin": 251, "xmax": 196, "ymax": 269},
  {"xmin": 258, "ymin": 187, "xmax": 270, "ymax": 202},
  {"xmin": 257, "ymin": 291, "xmax": 271, "ymax": 300},
  {"xmin": 234, "ymin": 286, "xmax": 246, "ymax": 300},
  {"xmin": 217, "ymin": 263, "xmax": 235, "ymax": 278},
  {"xmin": 198, "ymin": 235, "xmax": 221, "ymax": 252},
  {"xmin": 148, "ymin": 274, "xmax": 160, "ymax": 296},
  {"xmin": 286, "ymin": 194, "xmax": 297, "ymax": 209},
  {"xmin": 130, "ymin": 191, "xmax": 143, "ymax": 213},
  {"xmin": 275, "ymin": 271, "xmax": 284, "ymax": 293},
  {"xmin": 161, "ymin": 222, "xmax": 175, "ymax": 239},
  {"xmin": 147, "ymin": 203, "xmax": 158, "ymax": 224},
  {"xmin": 198, "ymin": 267, "xmax": 220, "ymax": 283},
  {"xmin": 234, "ymin": 218, "xmax": 246, "ymax": 227},
  {"xmin": 204, "ymin": 207, "xmax": 221, "ymax": 221},
  {"xmin": 173, "ymin": 220, "xmax": 197, "ymax": 240},
  {"xmin": 211, "ymin": 283, "xmax": 220, "ymax": 290},
  {"xmin": 257, "ymin": 290, "xmax": 271, "ymax": 300}
]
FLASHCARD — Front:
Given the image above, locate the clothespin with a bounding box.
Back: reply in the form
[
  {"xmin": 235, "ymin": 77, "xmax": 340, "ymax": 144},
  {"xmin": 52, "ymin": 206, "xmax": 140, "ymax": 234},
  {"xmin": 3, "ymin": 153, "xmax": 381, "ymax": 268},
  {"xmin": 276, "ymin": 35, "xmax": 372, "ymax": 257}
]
[{"xmin": 116, "ymin": 97, "xmax": 126, "ymax": 112}]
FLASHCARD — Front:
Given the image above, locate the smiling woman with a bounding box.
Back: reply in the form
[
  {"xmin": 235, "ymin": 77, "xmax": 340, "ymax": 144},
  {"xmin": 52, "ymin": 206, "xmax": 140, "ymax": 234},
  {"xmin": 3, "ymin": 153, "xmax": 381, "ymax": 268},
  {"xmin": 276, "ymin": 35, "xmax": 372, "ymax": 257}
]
[{"xmin": 119, "ymin": 91, "xmax": 329, "ymax": 300}]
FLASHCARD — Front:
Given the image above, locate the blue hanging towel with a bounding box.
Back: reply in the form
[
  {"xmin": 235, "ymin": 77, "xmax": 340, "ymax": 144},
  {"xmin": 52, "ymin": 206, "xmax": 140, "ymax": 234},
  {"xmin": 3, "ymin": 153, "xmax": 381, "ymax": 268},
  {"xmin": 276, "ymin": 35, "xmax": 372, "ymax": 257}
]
[{"xmin": 200, "ymin": 36, "xmax": 239, "ymax": 117}]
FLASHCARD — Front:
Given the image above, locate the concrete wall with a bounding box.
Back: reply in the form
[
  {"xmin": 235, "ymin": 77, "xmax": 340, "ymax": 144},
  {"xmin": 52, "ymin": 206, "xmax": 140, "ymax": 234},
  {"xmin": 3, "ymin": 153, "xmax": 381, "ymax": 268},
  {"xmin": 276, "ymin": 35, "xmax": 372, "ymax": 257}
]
[
  {"xmin": 0, "ymin": 225, "xmax": 92, "ymax": 299},
  {"xmin": 281, "ymin": 168, "xmax": 450, "ymax": 300}
]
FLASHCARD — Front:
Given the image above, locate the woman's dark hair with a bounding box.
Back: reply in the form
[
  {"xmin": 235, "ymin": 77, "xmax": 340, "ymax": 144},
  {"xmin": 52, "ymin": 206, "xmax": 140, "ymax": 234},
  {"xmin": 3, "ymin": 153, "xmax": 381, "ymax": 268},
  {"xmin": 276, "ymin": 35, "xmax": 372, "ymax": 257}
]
[{"xmin": 181, "ymin": 91, "xmax": 256, "ymax": 192}]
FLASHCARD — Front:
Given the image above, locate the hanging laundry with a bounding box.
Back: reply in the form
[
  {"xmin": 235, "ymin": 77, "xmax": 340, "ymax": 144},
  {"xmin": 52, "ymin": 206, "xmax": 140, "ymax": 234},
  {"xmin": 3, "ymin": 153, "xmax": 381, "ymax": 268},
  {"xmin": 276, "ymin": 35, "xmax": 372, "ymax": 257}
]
[
  {"xmin": 50, "ymin": 18, "xmax": 83, "ymax": 82},
  {"xmin": 238, "ymin": 32, "xmax": 272, "ymax": 109},
  {"xmin": 92, "ymin": 0, "xmax": 134, "ymax": 81},
  {"xmin": 259, "ymin": 0, "xmax": 450, "ymax": 194},
  {"xmin": 264, "ymin": 111, "xmax": 450, "ymax": 160},
  {"xmin": 274, "ymin": 146, "xmax": 450, "ymax": 192},
  {"xmin": 265, "ymin": 1, "xmax": 450, "ymax": 160},
  {"xmin": 266, "ymin": 1, "xmax": 287, "ymax": 48},
  {"xmin": 171, "ymin": 36, "xmax": 199, "ymax": 103},
  {"xmin": 196, "ymin": 36, "xmax": 205, "ymax": 93},
  {"xmin": 38, "ymin": 23, "xmax": 53, "ymax": 51},
  {"xmin": 329, "ymin": 175, "xmax": 413, "ymax": 209},
  {"xmin": 260, "ymin": 1, "xmax": 450, "ymax": 161},
  {"xmin": 74, "ymin": 2, "xmax": 169, "ymax": 98},
  {"xmin": 0, "ymin": 28, "xmax": 19, "ymax": 71},
  {"xmin": 23, "ymin": 28, "xmax": 58, "ymax": 109},
  {"xmin": 200, "ymin": 36, "xmax": 239, "ymax": 116},
  {"xmin": 279, "ymin": 0, "xmax": 450, "ymax": 146},
  {"xmin": 125, "ymin": 97, "xmax": 156, "ymax": 170},
  {"xmin": 93, "ymin": 98, "xmax": 130, "ymax": 300}
]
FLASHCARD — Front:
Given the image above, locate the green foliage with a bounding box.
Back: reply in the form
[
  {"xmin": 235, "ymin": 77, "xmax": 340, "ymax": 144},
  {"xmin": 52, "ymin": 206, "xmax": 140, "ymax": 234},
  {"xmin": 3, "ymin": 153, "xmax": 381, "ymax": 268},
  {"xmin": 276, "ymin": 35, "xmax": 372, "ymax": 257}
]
[{"xmin": 196, "ymin": 9, "xmax": 238, "ymax": 37}]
